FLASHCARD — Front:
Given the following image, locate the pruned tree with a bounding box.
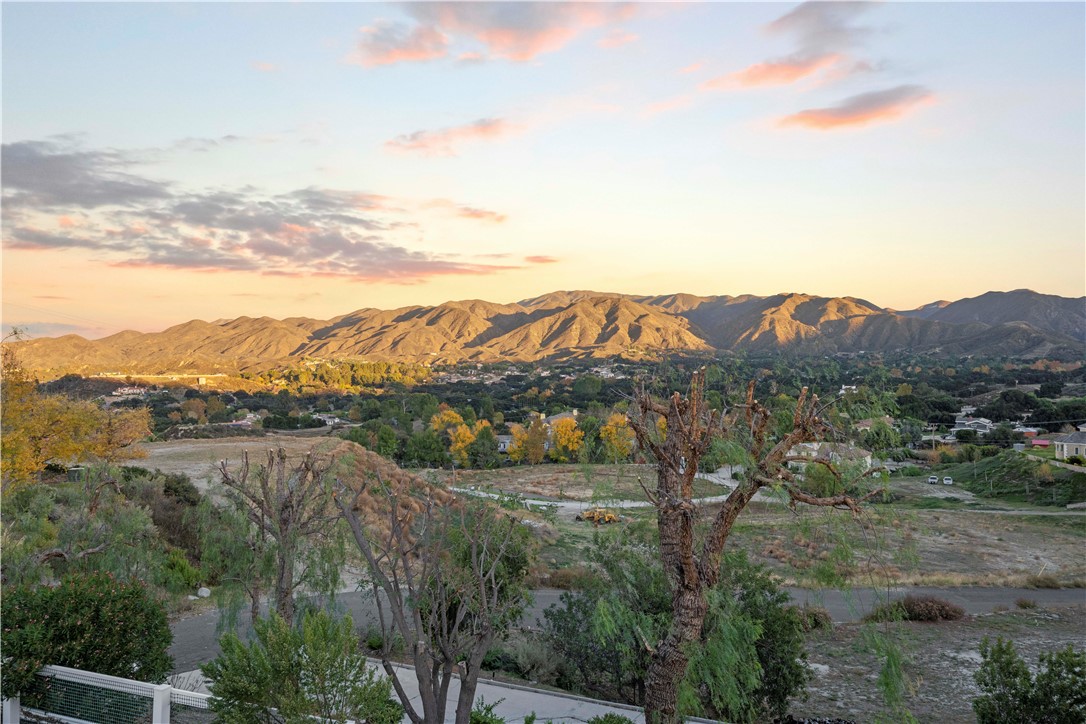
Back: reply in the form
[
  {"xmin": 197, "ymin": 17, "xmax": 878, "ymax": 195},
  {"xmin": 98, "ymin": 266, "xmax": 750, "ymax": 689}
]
[
  {"xmin": 216, "ymin": 446, "xmax": 345, "ymax": 624},
  {"xmin": 627, "ymin": 370, "xmax": 884, "ymax": 723},
  {"xmin": 332, "ymin": 456, "xmax": 531, "ymax": 724}
]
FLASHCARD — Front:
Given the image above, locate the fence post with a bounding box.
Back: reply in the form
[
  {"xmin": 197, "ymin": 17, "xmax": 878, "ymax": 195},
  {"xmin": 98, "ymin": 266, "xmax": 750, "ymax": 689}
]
[
  {"xmin": 2, "ymin": 695, "xmax": 20, "ymax": 723},
  {"xmin": 152, "ymin": 683, "xmax": 171, "ymax": 723}
]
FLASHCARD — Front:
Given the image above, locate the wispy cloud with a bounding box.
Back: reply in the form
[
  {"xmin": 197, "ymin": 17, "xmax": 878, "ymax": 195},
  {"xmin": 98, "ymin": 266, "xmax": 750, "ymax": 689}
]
[
  {"xmin": 385, "ymin": 117, "xmax": 519, "ymax": 156},
  {"xmin": 597, "ymin": 29, "xmax": 638, "ymax": 49},
  {"xmin": 524, "ymin": 255, "xmax": 558, "ymax": 264},
  {"xmin": 703, "ymin": 53, "xmax": 842, "ymax": 90},
  {"xmin": 425, "ymin": 198, "xmax": 508, "ymax": 223},
  {"xmin": 2, "ymin": 138, "xmax": 171, "ymax": 211},
  {"xmin": 2, "ymin": 138, "xmax": 530, "ymax": 282},
  {"xmin": 348, "ymin": 3, "xmax": 637, "ymax": 66},
  {"xmin": 705, "ymin": 1, "xmax": 874, "ymax": 89},
  {"xmin": 251, "ymin": 61, "xmax": 280, "ymax": 72},
  {"xmin": 778, "ymin": 85, "xmax": 933, "ymax": 129},
  {"xmin": 346, "ymin": 20, "xmax": 449, "ymax": 67}
]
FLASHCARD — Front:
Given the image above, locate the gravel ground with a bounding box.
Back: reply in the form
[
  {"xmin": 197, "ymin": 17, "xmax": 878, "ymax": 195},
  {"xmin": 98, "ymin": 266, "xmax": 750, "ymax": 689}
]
[{"xmin": 791, "ymin": 605, "xmax": 1086, "ymax": 722}]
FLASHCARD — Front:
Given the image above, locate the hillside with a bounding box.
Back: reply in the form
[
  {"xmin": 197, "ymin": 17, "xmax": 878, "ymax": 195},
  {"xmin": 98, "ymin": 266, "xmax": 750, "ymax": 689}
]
[{"xmin": 7, "ymin": 289, "xmax": 1082, "ymax": 376}]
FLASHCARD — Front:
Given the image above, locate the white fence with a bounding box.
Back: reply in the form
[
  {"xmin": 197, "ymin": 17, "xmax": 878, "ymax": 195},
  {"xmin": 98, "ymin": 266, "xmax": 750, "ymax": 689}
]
[{"xmin": 2, "ymin": 665, "xmax": 213, "ymax": 724}]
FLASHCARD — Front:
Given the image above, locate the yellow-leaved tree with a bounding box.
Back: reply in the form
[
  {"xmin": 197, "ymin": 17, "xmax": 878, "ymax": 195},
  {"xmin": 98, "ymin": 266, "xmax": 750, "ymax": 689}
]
[
  {"xmin": 1, "ymin": 346, "xmax": 150, "ymax": 495},
  {"xmin": 599, "ymin": 413, "xmax": 635, "ymax": 463},
  {"xmin": 507, "ymin": 424, "xmax": 528, "ymax": 464},
  {"xmin": 549, "ymin": 417, "xmax": 584, "ymax": 463},
  {"xmin": 449, "ymin": 420, "xmax": 490, "ymax": 468}
]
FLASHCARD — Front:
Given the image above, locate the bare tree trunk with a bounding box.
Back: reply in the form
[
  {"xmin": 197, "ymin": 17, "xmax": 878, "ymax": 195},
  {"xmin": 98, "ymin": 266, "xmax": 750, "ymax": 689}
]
[
  {"xmin": 275, "ymin": 546, "xmax": 294, "ymax": 623},
  {"xmin": 643, "ymin": 588, "xmax": 707, "ymax": 723}
]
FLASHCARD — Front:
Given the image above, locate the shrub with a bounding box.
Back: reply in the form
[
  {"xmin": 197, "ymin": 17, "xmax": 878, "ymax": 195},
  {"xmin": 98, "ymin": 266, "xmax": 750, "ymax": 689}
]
[
  {"xmin": 973, "ymin": 637, "xmax": 1086, "ymax": 723},
  {"xmin": 202, "ymin": 610, "xmax": 401, "ymax": 724},
  {"xmin": 1, "ymin": 572, "xmax": 173, "ymax": 701},
  {"xmin": 1015, "ymin": 598, "xmax": 1037, "ymax": 610},
  {"xmin": 1026, "ymin": 574, "xmax": 1061, "ymax": 589},
  {"xmin": 1066, "ymin": 455, "xmax": 1085, "ymax": 466},
  {"xmin": 790, "ymin": 605, "xmax": 833, "ymax": 632},
  {"xmin": 587, "ymin": 715, "xmax": 636, "ymax": 724},
  {"xmin": 864, "ymin": 595, "xmax": 964, "ymax": 623},
  {"xmin": 470, "ymin": 697, "xmax": 506, "ymax": 724}
]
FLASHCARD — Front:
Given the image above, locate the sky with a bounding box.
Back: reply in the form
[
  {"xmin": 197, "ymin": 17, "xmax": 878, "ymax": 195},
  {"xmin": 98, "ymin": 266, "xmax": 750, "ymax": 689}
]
[{"xmin": 2, "ymin": 1, "xmax": 1084, "ymax": 339}]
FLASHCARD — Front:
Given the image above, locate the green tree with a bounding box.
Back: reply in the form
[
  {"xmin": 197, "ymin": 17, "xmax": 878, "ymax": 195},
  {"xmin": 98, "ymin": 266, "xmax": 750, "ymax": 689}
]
[
  {"xmin": 334, "ymin": 473, "xmax": 532, "ymax": 724},
  {"xmin": 1, "ymin": 572, "xmax": 173, "ymax": 701},
  {"xmin": 214, "ymin": 446, "xmax": 346, "ymax": 624},
  {"xmin": 973, "ymin": 637, "xmax": 1086, "ymax": 723},
  {"xmin": 468, "ymin": 425, "xmax": 501, "ymax": 469},
  {"xmin": 403, "ymin": 429, "xmax": 449, "ymax": 468},
  {"xmin": 627, "ymin": 374, "xmax": 882, "ymax": 723},
  {"xmin": 203, "ymin": 610, "xmax": 401, "ymax": 724}
]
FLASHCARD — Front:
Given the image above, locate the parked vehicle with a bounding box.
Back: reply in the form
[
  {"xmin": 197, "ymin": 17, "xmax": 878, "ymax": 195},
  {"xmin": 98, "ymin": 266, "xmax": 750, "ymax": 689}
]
[
  {"xmin": 928, "ymin": 475, "xmax": 939, "ymax": 484},
  {"xmin": 943, "ymin": 476, "xmax": 954, "ymax": 485}
]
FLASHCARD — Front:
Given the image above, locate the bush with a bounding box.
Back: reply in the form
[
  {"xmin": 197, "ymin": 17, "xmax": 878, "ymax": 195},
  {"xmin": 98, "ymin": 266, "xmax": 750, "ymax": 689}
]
[
  {"xmin": 1067, "ymin": 455, "xmax": 1085, "ymax": 466},
  {"xmin": 1, "ymin": 572, "xmax": 173, "ymax": 701},
  {"xmin": 1015, "ymin": 598, "xmax": 1037, "ymax": 610},
  {"xmin": 864, "ymin": 595, "xmax": 964, "ymax": 623},
  {"xmin": 203, "ymin": 610, "xmax": 402, "ymax": 724},
  {"xmin": 587, "ymin": 715, "xmax": 636, "ymax": 724},
  {"xmin": 1025, "ymin": 574, "xmax": 1061, "ymax": 589},
  {"xmin": 973, "ymin": 637, "xmax": 1086, "ymax": 723},
  {"xmin": 470, "ymin": 697, "xmax": 506, "ymax": 724},
  {"xmin": 790, "ymin": 605, "xmax": 833, "ymax": 632}
]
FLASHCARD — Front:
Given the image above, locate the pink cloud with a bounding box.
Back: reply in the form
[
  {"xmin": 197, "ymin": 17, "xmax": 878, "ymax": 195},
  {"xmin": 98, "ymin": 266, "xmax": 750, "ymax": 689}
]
[
  {"xmin": 56, "ymin": 215, "xmax": 79, "ymax": 228},
  {"xmin": 385, "ymin": 118, "xmax": 519, "ymax": 156},
  {"xmin": 598, "ymin": 29, "xmax": 638, "ymax": 49},
  {"xmin": 703, "ymin": 52, "xmax": 842, "ymax": 90},
  {"xmin": 679, "ymin": 62, "xmax": 703, "ymax": 74},
  {"xmin": 525, "ymin": 255, "xmax": 558, "ymax": 264},
  {"xmin": 346, "ymin": 21, "xmax": 449, "ymax": 67},
  {"xmin": 426, "ymin": 198, "xmax": 508, "ymax": 223},
  {"xmin": 778, "ymin": 85, "xmax": 934, "ymax": 130},
  {"xmin": 344, "ymin": 4, "xmax": 637, "ymax": 67},
  {"xmin": 643, "ymin": 94, "xmax": 696, "ymax": 117},
  {"xmin": 251, "ymin": 61, "xmax": 280, "ymax": 72}
]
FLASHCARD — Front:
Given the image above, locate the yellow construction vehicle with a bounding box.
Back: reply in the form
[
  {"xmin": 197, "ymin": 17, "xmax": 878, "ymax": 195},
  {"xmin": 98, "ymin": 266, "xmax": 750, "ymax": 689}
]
[{"xmin": 576, "ymin": 507, "xmax": 620, "ymax": 524}]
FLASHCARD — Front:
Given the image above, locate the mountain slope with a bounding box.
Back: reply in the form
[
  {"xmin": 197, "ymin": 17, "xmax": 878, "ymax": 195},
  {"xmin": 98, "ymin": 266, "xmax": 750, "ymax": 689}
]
[{"xmin": 7, "ymin": 289, "xmax": 1082, "ymax": 375}]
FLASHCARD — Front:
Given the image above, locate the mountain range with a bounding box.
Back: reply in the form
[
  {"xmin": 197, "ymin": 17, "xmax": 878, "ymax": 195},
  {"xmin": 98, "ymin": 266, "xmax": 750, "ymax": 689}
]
[{"xmin": 9, "ymin": 289, "xmax": 1084, "ymax": 376}]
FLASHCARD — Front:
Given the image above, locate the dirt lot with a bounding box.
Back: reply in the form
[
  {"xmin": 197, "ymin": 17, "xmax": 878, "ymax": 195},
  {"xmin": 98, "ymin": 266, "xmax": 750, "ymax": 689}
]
[
  {"xmin": 429, "ymin": 463, "xmax": 722, "ymax": 502},
  {"xmin": 793, "ymin": 605, "xmax": 1086, "ymax": 722},
  {"xmin": 136, "ymin": 433, "xmax": 340, "ymax": 489}
]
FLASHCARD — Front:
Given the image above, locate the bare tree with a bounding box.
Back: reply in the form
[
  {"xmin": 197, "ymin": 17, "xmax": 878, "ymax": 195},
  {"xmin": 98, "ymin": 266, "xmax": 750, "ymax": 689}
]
[
  {"xmin": 627, "ymin": 370, "xmax": 883, "ymax": 723},
  {"xmin": 217, "ymin": 447, "xmax": 344, "ymax": 624},
  {"xmin": 332, "ymin": 462, "xmax": 530, "ymax": 724}
]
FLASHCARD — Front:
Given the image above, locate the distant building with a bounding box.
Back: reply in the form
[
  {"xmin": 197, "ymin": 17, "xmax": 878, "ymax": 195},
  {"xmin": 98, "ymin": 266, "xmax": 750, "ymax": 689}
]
[{"xmin": 1053, "ymin": 432, "xmax": 1086, "ymax": 460}]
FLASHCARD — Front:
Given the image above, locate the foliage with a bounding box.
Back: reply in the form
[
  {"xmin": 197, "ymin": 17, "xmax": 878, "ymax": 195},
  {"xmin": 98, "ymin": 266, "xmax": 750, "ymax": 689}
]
[
  {"xmin": 1, "ymin": 572, "xmax": 173, "ymax": 700},
  {"xmin": 863, "ymin": 595, "xmax": 964, "ymax": 623},
  {"xmin": 2, "ymin": 347, "xmax": 150, "ymax": 495},
  {"xmin": 587, "ymin": 716, "xmax": 636, "ymax": 724},
  {"xmin": 468, "ymin": 424, "xmax": 502, "ymax": 469},
  {"xmin": 973, "ymin": 637, "xmax": 1086, "ymax": 724},
  {"xmin": 524, "ymin": 416, "xmax": 548, "ymax": 465},
  {"xmin": 549, "ymin": 417, "xmax": 584, "ymax": 463},
  {"xmin": 542, "ymin": 533, "xmax": 807, "ymax": 722},
  {"xmin": 599, "ymin": 413, "xmax": 634, "ymax": 463},
  {"xmin": 203, "ymin": 610, "xmax": 401, "ymax": 724},
  {"xmin": 334, "ymin": 465, "xmax": 534, "ymax": 724},
  {"xmin": 210, "ymin": 446, "xmax": 346, "ymax": 625},
  {"xmin": 403, "ymin": 428, "xmax": 449, "ymax": 467},
  {"xmin": 469, "ymin": 697, "xmax": 506, "ymax": 724},
  {"xmin": 1, "ymin": 468, "xmax": 170, "ymax": 590}
]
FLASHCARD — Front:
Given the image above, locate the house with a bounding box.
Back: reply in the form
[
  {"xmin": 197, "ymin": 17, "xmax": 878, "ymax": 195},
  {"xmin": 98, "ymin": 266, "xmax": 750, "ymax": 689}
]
[
  {"xmin": 1053, "ymin": 432, "xmax": 1086, "ymax": 460},
  {"xmin": 1013, "ymin": 425, "xmax": 1042, "ymax": 438},
  {"xmin": 788, "ymin": 442, "xmax": 873, "ymax": 469},
  {"xmin": 854, "ymin": 416, "xmax": 895, "ymax": 432},
  {"xmin": 839, "ymin": 385, "xmax": 858, "ymax": 396},
  {"xmin": 496, "ymin": 435, "xmax": 513, "ymax": 454},
  {"xmin": 951, "ymin": 416, "xmax": 995, "ymax": 435},
  {"xmin": 1031, "ymin": 438, "xmax": 1051, "ymax": 448}
]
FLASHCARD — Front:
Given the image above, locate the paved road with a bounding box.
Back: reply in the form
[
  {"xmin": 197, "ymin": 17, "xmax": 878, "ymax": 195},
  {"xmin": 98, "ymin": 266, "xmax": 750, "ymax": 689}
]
[{"xmin": 169, "ymin": 585, "xmax": 1085, "ymax": 674}]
